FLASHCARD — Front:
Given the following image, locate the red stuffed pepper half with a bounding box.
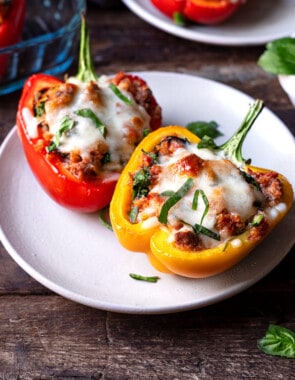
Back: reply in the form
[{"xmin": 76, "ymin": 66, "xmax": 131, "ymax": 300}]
[{"xmin": 16, "ymin": 16, "xmax": 162, "ymax": 213}]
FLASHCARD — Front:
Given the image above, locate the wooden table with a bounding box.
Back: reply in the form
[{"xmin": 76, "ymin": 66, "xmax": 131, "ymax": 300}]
[{"xmin": 0, "ymin": 3, "xmax": 294, "ymax": 378}]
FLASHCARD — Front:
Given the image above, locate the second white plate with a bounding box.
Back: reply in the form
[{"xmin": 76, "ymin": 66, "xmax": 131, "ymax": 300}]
[
  {"xmin": 122, "ymin": 0, "xmax": 295, "ymax": 46},
  {"xmin": 1, "ymin": 72, "xmax": 294, "ymax": 314}
]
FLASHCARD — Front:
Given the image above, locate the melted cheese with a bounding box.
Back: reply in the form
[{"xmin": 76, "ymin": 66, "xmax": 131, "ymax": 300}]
[
  {"xmin": 27, "ymin": 76, "xmax": 151, "ymax": 167},
  {"xmin": 140, "ymin": 142, "xmax": 267, "ymax": 247},
  {"xmin": 22, "ymin": 108, "xmax": 39, "ymax": 139},
  {"xmin": 151, "ymin": 145, "xmax": 258, "ymax": 233}
]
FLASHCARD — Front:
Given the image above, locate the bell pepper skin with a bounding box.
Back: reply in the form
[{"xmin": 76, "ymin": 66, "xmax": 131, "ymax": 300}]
[
  {"xmin": 16, "ymin": 17, "xmax": 162, "ymax": 213},
  {"xmin": 151, "ymin": 0, "xmax": 245, "ymax": 25},
  {"xmin": 0, "ymin": 0, "xmax": 26, "ymax": 77},
  {"xmin": 110, "ymin": 124, "xmax": 293, "ymax": 278},
  {"xmin": 17, "ymin": 74, "xmax": 119, "ymax": 212},
  {"xmin": 151, "ymin": 0, "xmax": 184, "ymax": 18}
]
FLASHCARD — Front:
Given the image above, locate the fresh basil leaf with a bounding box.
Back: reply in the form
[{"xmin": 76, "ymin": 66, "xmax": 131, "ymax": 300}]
[
  {"xmin": 173, "ymin": 12, "xmax": 186, "ymax": 26},
  {"xmin": 250, "ymin": 214, "xmax": 264, "ymax": 227},
  {"xmin": 161, "ymin": 190, "xmax": 175, "ymax": 197},
  {"xmin": 75, "ymin": 108, "xmax": 106, "ymax": 137},
  {"xmin": 192, "ymin": 189, "xmax": 209, "ymax": 225},
  {"xmin": 129, "ymin": 206, "xmax": 139, "ymax": 224},
  {"xmin": 98, "ymin": 207, "xmax": 113, "ymax": 231},
  {"xmin": 200, "ymin": 192, "xmax": 209, "ymax": 225},
  {"xmin": 158, "ymin": 177, "xmax": 194, "ymax": 224},
  {"xmin": 142, "ymin": 149, "xmax": 159, "ymax": 164},
  {"xmin": 192, "ymin": 189, "xmax": 200, "ymax": 211},
  {"xmin": 258, "ymin": 37, "xmax": 295, "ymax": 75},
  {"xmin": 109, "ymin": 83, "xmax": 133, "ymax": 105},
  {"xmin": 34, "ymin": 101, "xmax": 45, "ymax": 117},
  {"xmin": 258, "ymin": 324, "xmax": 295, "ymax": 358},
  {"xmin": 46, "ymin": 141, "xmax": 57, "ymax": 153},
  {"xmin": 193, "ymin": 224, "xmax": 220, "ymax": 241},
  {"xmin": 47, "ymin": 115, "xmax": 77, "ymax": 152},
  {"xmin": 132, "ymin": 167, "xmax": 151, "ymax": 199},
  {"xmin": 240, "ymin": 170, "xmax": 261, "ymax": 191},
  {"xmin": 101, "ymin": 152, "xmax": 111, "ymax": 165},
  {"xmin": 129, "ymin": 273, "xmax": 160, "ymax": 283},
  {"xmin": 187, "ymin": 120, "xmax": 222, "ymax": 139},
  {"xmin": 197, "ymin": 135, "xmax": 218, "ymax": 150}
]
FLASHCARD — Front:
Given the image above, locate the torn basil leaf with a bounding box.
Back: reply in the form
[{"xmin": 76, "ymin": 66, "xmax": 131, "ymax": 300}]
[
  {"xmin": 109, "ymin": 83, "xmax": 133, "ymax": 105},
  {"xmin": 47, "ymin": 115, "xmax": 77, "ymax": 152},
  {"xmin": 258, "ymin": 324, "xmax": 295, "ymax": 358},
  {"xmin": 129, "ymin": 273, "xmax": 160, "ymax": 283},
  {"xmin": 187, "ymin": 120, "xmax": 223, "ymax": 139},
  {"xmin": 197, "ymin": 135, "xmax": 218, "ymax": 150},
  {"xmin": 158, "ymin": 177, "xmax": 194, "ymax": 224},
  {"xmin": 132, "ymin": 167, "xmax": 151, "ymax": 199},
  {"xmin": 129, "ymin": 206, "xmax": 139, "ymax": 224},
  {"xmin": 75, "ymin": 108, "xmax": 106, "ymax": 137},
  {"xmin": 193, "ymin": 224, "xmax": 220, "ymax": 241}
]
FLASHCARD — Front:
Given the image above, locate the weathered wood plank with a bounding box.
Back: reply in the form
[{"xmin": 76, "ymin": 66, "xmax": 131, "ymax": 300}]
[{"xmin": 0, "ymin": 293, "xmax": 294, "ymax": 379}]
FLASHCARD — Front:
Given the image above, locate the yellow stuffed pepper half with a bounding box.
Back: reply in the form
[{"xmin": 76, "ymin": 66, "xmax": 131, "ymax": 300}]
[{"xmin": 110, "ymin": 100, "xmax": 293, "ymax": 278}]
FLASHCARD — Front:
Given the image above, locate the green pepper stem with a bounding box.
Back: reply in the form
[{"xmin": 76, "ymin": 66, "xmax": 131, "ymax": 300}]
[
  {"xmin": 76, "ymin": 14, "xmax": 98, "ymax": 82},
  {"xmin": 216, "ymin": 99, "xmax": 264, "ymax": 167}
]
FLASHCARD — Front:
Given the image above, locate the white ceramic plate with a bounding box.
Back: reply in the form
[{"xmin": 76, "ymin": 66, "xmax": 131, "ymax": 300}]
[
  {"xmin": 1, "ymin": 72, "xmax": 295, "ymax": 314},
  {"xmin": 122, "ymin": 0, "xmax": 295, "ymax": 46}
]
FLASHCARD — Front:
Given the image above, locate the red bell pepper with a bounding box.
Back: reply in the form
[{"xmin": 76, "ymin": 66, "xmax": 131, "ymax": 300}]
[
  {"xmin": 0, "ymin": 0, "xmax": 26, "ymax": 77},
  {"xmin": 151, "ymin": 0, "xmax": 246, "ymax": 25},
  {"xmin": 16, "ymin": 16, "xmax": 162, "ymax": 213}
]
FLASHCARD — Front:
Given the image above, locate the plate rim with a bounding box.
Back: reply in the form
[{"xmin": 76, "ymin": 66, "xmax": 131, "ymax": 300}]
[{"xmin": 122, "ymin": 0, "xmax": 295, "ymax": 46}]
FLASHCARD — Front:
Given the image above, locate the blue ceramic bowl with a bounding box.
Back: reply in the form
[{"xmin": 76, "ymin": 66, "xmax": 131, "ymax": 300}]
[{"xmin": 0, "ymin": 0, "xmax": 86, "ymax": 95}]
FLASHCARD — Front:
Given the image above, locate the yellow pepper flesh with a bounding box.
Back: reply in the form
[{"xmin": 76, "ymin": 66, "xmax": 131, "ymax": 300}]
[{"xmin": 110, "ymin": 126, "xmax": 293, "ymax": 278}]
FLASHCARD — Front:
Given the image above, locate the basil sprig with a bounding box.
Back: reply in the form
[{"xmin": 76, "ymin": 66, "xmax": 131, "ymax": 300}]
[
  {"xmin": 109, "ymin": 83, "xmax": 133, "ymax": 105},
  {"xmin": 258, "ymin": 324, "xmax": 295, "ymax": 358},
  {"xmin": 75, "ymin": 108, "xmax": 106, "ymax": 138},
  {"xmin": 158, "ymin": 178, "xmax": 194, "ymax": 224},
  {"xmin": 47, "ymin": 116, "xmax": 77, "ymax": 152}
]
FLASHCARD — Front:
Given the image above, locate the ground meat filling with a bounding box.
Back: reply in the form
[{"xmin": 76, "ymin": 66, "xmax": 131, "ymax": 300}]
[
  {"xmin": 61, "ymin": 140, "xmax": 109, "ymax": 181},
  {"xmin": 248, "ymin": 169, "xmax": 283, "ymax": 206},
  {"xmin": 247, "ymin": 217, "xmax": 269, "ymax": 241},
  {"xmin": 111, "ymin": 72, "xmax": 162, "ymax": 131},
  {"xmin": 215, "ymin": 208, "xmax": 245, "ymax": 237},
  {"xmin": 129, "ymin": 135, "xmax": 284, "ymax": 252},
  {"xmin": 32, "ymin": 75, "xmax": 160, "ymax": 181},
  {"xmin": 174, "ymin": 230, "xmax": 203, "ymax": 251}
]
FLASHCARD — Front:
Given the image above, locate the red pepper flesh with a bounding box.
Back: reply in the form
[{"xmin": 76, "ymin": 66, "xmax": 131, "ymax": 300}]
[
  {"xmin": 0, "ymin": 0, "xmax": 26, "ymax": 77},
  {"xmin": 151, "ymin": 0, "xmax": 245, "ymax": 25}
]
